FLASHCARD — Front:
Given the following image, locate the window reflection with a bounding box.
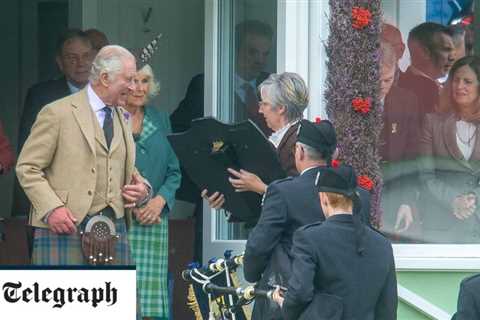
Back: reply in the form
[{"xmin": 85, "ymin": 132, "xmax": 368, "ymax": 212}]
[
  {"xmin": 216, "ymin": 0, "xmax": 277, "ymax": 240},
  {"xmin": 380, "ymin": 1, "xmax": 478, "ymax": 243}
]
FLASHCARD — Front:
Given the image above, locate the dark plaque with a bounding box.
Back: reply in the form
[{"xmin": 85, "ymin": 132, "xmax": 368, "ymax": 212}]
[{"xmin": 168, "ymin": 117, "xmax": 286, "ymax": 223}]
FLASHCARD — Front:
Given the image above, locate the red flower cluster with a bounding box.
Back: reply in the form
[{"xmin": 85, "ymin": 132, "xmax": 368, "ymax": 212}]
[
  {"xmin": 352, "ymin": 6, "xmax": 372, "ymax": 29},
  {"xmin": 357, "ymin": 175, "xmax": 374, "ymax": 191},
  {"xmin": 331, "ymin": 159, "xmax": 341, "ymax": 168},
  {"xmin": 351, "ymin": 97, "xmax": 371, "ymax": 114}
]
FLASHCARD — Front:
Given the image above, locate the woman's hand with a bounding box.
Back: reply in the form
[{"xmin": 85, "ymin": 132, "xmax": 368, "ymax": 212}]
[
  {"xmin": 134, "ymin": 195, "xmax": 166, "ymax": 225},
  {"xmin": 272, "ymin": 286, "xmax": 285, "ymax": 308},
  {"xmin": 452, "ymin": 194, "xmax": 477, "ymax": 220},
  {"xmin": 201, "ymin": 189, "xmax": 225, "ymax": 209},
  {"xmin": 227, "ymin": 168, "xmax": 267, "ymax": 194}
]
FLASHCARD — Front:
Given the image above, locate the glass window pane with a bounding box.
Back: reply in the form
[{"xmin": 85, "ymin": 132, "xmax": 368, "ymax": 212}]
[
  {"xmin": 380, "ymin": 0, "xmax": 478, "ymax": 244},
  {"xmin": 215, "ymin": 0, "xmax": 277, "ymax": 240}
]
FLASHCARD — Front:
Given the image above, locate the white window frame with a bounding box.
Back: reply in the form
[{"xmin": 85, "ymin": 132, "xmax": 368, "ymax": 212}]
[{"xmin": 203, "ymin": 0, "xmax": 480, "ymax": 270}]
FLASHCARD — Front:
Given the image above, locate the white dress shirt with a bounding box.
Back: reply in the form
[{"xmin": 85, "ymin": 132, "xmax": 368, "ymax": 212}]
[{"xmin": 87, "ymin": 84, "xmax": 114, "ymax": 127}]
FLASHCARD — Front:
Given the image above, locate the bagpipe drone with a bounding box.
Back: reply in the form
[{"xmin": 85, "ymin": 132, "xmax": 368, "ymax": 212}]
[{"xmin": 182, "ymin": 250, "xmax": 279, "ymax": 320}]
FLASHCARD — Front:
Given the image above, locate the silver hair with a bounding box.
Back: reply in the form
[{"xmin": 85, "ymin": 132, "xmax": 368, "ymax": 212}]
[
  {"xmin": 296, "ymin": 142, "xmax": 324, "ymax": 161},
  {"xmin": 89, "ymin": 45, "xmax": 135, "ymax": 83},
  {"xmin": 380, "ymin": 42, "xmax": 397, "ymax": 70},
  {"xmin": 138, "ymin": 64, "xmax": 161, "ymax": 99},
  {"xmin": 258, "ymin": 72, "xmax": 309, "ymax": 122}
]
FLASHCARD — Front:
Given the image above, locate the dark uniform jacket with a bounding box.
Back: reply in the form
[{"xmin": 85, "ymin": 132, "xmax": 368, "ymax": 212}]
[
  {"xmin": 283, "ymin": 215, "xmax": 397, "ymax": 320},
  {"xmin": 13, "ymin": 78, "xmax": 70, "ymax": 217},
  {"xmin": 243, "ymin": 168, "xmax": 371, "ymax": 320},
  {"xmin": 453, "ymin": 274, "xmax": 480, "ymax": 320}
]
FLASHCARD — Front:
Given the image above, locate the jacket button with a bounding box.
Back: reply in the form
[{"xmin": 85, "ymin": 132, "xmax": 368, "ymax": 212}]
[
  {"xmin": 91, "ymin": 168, "xmax": 96, "ymax": 173},
  {"xmin": 88, "ymin": 190, "xmax": 93, "ymax": 196}
]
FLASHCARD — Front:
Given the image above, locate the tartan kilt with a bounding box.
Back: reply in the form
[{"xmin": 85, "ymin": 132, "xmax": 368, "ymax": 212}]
[
  {"xmin": 128, "ymin": 218, "xmax": 169, "ymax": 319},
  {"xmin": 32, "ymin": 217, "xmax": 132, "ymax": 265}
]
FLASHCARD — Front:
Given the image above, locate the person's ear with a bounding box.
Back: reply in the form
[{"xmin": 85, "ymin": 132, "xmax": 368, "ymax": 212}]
[
  {"xmin": 319, "ymin": 192, "xmax": 328, "ymax": 208},
  {"xmin": 277, "ymin": 105, "xmax": 287, "ymax": 115},
  {"xmin": 296, "ymin": 144, "xmax": 304, "ymax": 160},
  {"xmin": 99, "ymin": 72, "xmax": 110, "ymax": 87}
]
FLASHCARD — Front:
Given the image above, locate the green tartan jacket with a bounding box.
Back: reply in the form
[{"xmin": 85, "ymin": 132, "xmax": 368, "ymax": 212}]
[{"xmin": 135, "ymin": 106, "xmax": 181, "ymax": 214}]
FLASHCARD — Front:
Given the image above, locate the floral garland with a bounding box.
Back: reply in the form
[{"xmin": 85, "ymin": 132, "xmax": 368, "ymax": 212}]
[{"xmin": 325, "ymin": 0, "xmax": 383, "ymax": 228}]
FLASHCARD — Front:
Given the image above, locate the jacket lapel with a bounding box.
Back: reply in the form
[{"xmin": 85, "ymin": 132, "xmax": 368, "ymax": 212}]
[
  {"xmin": 71, "ymin": 89, "xmax": 96, "ymax": 155},
  {"xmin": 115, "ymin": 107, "xmax": 135, "ymax": 182},
  {"xmin": 469, "ymin": 123, "xmax": 480, "ymax": 173},
  {"xmin": 277, "ymin": 122, "xmax": 299, "ymax": 152},
  {"xmin": 443, "ymin": 114, "xmax": 471, "ymax": 170}
]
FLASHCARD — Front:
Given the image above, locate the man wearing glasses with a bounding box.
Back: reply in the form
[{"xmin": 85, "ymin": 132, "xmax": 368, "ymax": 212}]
[{"xmin": 14, "ymin": 29, "xmax": 94, "ymax": 220}]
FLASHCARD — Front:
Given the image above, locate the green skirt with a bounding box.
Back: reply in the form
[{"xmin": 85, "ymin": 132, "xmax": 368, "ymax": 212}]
[{"xmin": 129, "ymin": 219, "xmax": 169, "ymax": 318}]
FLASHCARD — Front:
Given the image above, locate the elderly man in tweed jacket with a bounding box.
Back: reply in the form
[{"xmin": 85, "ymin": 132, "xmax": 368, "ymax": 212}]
[{"xmin": 16, "ymin": 45, "xmax": 150, "ymax": 265}]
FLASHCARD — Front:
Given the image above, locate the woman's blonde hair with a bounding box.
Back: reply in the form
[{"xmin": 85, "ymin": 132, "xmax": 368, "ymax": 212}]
[{"xmin": 138, "ymin": 64, "xmax": 161, "ymax": 100}]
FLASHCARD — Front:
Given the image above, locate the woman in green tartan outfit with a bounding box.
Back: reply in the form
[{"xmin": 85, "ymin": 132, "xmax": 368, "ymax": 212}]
[{"xmin": 126, "ymin": 64, "xmax": 181, "ymax": 320}]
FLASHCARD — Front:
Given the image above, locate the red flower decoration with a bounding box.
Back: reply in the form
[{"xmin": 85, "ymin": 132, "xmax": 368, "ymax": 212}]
[
  {"xmin": 352, "ymin": 6, "xmax": 372, "ymax": 29},
  {"xmin": 357, "ymin": 175, "xmax": 374, "ymax": 191},
  {"xmin": 351, "ymin": 97, "xmax": 371, "ymax": 114},
  {"xmin": 331, "ymin": 159, "xmax": 341, "ymax": 168},
  {"xmin": 315, "ymin": 116, "xmax": 322, "ymax": 123}
]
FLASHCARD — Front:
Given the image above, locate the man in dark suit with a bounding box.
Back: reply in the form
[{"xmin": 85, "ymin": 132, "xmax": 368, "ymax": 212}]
[
  {"xmin": 273, "ymin": 165, "xmax": 397, "ymax": 320},
  {"xmin": 379, "ymin": 42, "xmax": 422, "ymax": 240},
  {"xmin": 453, "ymin": 274, "xmax": 480, "ymax": 319},
  {"xmin": 398, "ymin": 22, "xmax": 455, "ymax": 121},
  {"xmin": 243, "ymin": 120, "xmax": 371, "ymax": 320},
  {"xmin": 171, "ymin": 19, "xmax": 273, "ymax": 136},
  {"xmin": 13, "ymin": 29, "xmax": 94, "ymax": 219},
  {"xmin": 170, "ymin": 20, "xmax": 273, "ymax": 262}
]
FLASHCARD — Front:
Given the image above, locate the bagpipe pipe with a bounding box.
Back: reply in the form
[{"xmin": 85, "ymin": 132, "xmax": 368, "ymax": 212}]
[{"xmin": 182, "ymin": 250, "xmax": 279, "ymax": 320}]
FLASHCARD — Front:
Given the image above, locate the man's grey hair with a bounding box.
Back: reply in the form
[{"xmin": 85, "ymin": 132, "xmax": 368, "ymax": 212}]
[
  {"xmin": 258, "ymin": 72, "xmax": 309, "ymax": 122},
  {"xmin": 89, "ymin": 45, "xmax": 135, "ymax": 83},
  {"xmin": 138, "ymin": 64, "xmax": 161, "ymax": 99},
  {"xmin": 297, "ymin": 142, "xmax": 324, "ymax": 161}
]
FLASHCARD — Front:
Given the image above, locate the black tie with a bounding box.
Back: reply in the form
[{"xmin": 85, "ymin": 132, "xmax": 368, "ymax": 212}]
[{"xmin": 103, "ymin": 106, "xmax": 113, "ymax": 149}]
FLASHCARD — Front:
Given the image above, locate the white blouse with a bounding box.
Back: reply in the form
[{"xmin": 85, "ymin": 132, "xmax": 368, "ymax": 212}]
[{"xmin": 456, "ymin": 120, "xmax": 477, "ymax": 160}]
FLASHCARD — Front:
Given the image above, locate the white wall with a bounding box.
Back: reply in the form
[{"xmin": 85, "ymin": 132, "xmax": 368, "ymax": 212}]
[{"xmin": 85, "ymin": 0, "xmax": 205, "ymax": 114}]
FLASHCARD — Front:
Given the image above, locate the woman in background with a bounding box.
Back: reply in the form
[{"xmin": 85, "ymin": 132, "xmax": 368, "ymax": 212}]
[
  {"xmin": 126, "ymin": 63, "xmax": 181, "ymax": 320},
  {"xmin": 419, "ymin": 56, "xmax": 480, "ymax": 243}
]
